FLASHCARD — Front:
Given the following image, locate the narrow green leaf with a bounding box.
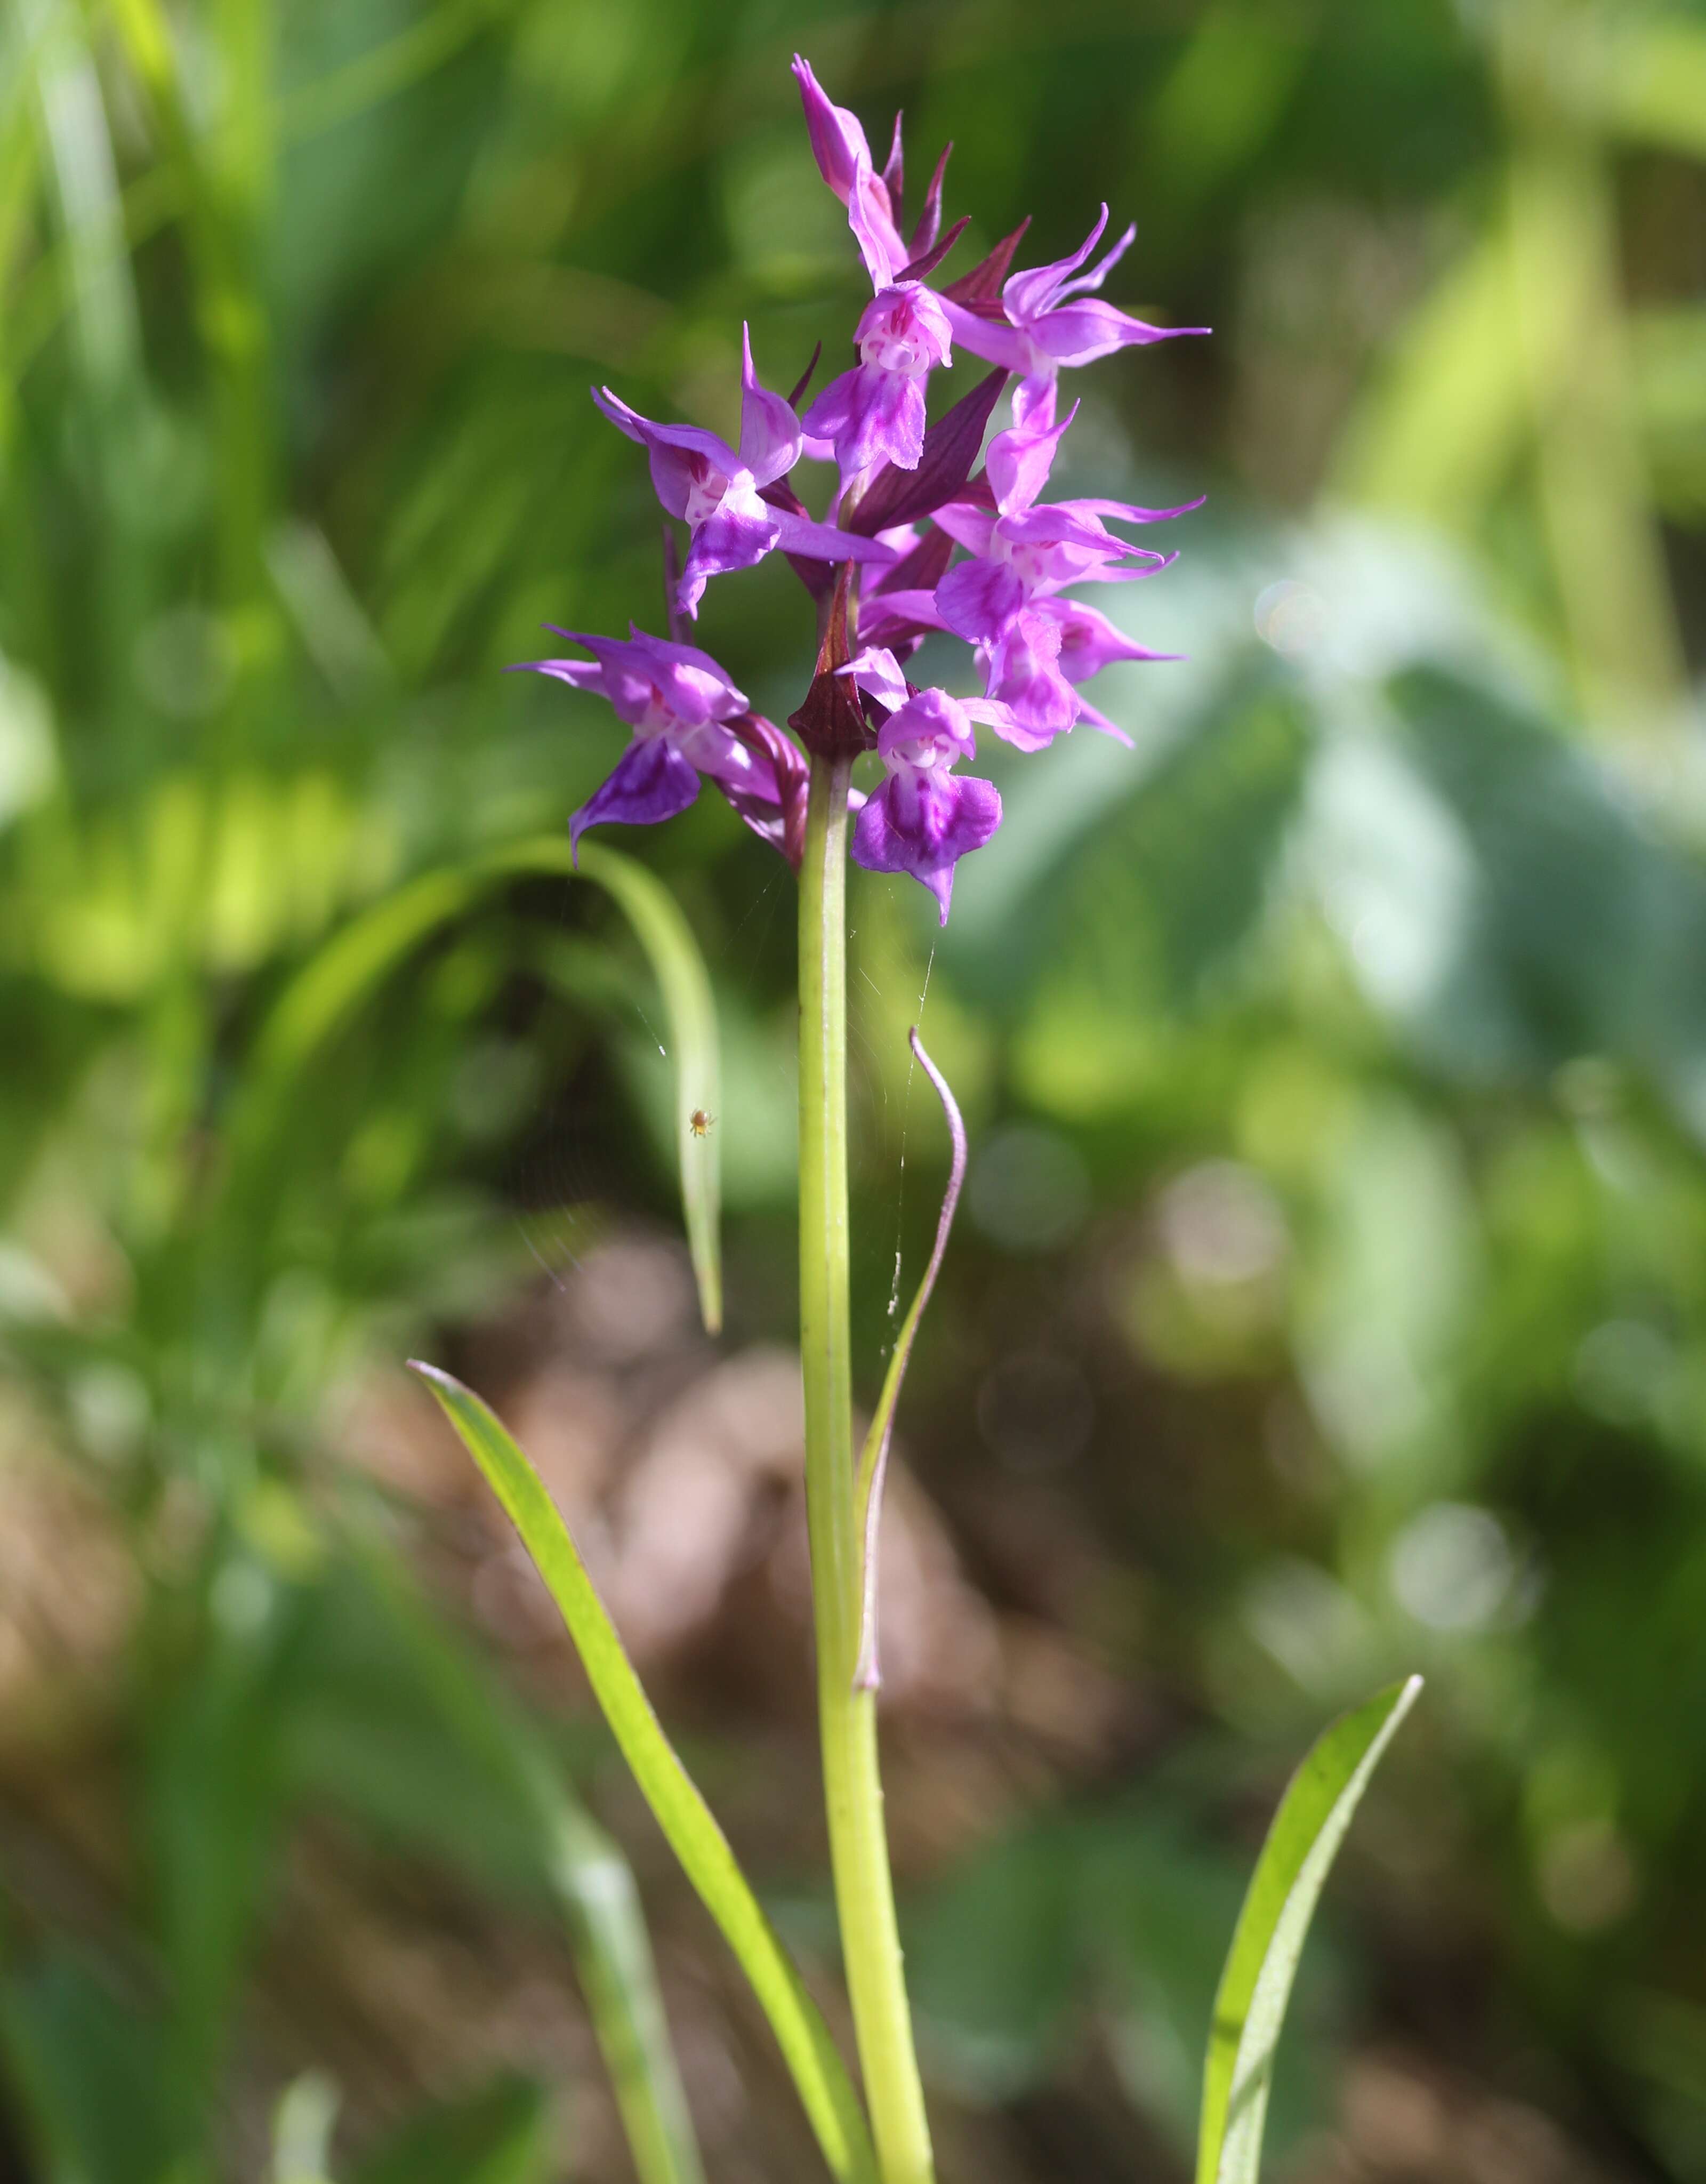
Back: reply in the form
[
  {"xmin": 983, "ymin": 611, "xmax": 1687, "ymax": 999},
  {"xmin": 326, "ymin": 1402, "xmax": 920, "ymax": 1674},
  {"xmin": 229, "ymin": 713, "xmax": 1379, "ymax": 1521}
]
[
  {"xmin": 575, "ymin": 842, "xmax": 721, "ymax": 1337},
  {"xmin": 235, "ymin": 837, "xmax": 721, "ymax": 1331},
  {"xmin": 322, "ymin": 1551, "xmax": 706, "ymax": 2184},
  {"xmin": 546, "ymin": 1801, "xmax": 707, "ymax": 2184},
  {"xmin": 409, "ymin": 1362, "xmax": 876, "ymax": 2184},
  {"xmin": 1197, "ymin": 1676, "xmax": 1421, "ymax": 2184}
]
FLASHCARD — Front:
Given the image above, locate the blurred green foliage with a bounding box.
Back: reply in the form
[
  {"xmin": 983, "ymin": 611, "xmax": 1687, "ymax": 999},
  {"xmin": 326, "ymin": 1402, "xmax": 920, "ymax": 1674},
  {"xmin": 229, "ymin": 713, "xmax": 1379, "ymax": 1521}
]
[{"xmin": 4, "ymin": 0, "xmax": 1706, "ymax": 2177}]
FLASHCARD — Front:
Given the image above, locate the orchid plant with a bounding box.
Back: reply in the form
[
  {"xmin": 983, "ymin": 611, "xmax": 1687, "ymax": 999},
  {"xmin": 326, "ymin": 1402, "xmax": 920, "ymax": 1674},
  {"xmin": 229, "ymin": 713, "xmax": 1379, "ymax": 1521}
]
[{"xmin": 415, "ymin": 59, "xmax": 1419, "ymax": 2184}]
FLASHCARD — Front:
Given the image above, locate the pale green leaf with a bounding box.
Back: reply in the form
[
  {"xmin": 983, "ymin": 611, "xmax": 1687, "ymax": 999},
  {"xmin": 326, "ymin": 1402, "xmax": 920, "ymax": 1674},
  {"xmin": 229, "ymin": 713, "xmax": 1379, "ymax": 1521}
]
[
  {"xmin": 1197, "ymin": 1676, "xmax": 1421, "ymax": 2184},
  {"xmin": 410, "ymin": 1362, "xmax": 876, "ymax": 2184}
]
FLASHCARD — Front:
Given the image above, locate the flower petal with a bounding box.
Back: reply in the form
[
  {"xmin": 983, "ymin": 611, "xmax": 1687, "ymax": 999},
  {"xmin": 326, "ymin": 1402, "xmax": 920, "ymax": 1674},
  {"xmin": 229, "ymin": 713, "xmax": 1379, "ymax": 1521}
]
[
  {"xmin": 1010, "ymin": 373, "xmax": 1058, "ymax": 433},
  {"xmin": 1031, "ymin": 298, "xmax": 1211, "ymax": 366},
  {"xmin": 843, "ymin": 367, "xmax": 1009, "ymax": 536},
  {"xmin": 1034, "ymin": 595, "xmax": 1180, "ymax": 676},
  {"xmin": 935, "ymin": 553, "xmax": 1026, "ymax": 644},
  {"xmin": 838, "ymin": 645, "xmax": 912, "ymax": 713},
  {"xmin": 677, "ymin": 490, "xmax": 782, "ymax": 617},
  {"xmin": 542, "ymin": 625, "xmax": 749, "ymax": 725},
  {"xmin": 928, "ymin": 499, "xmax": 997, "ymax": 557},
  {"xmin": 985, "ymin": 401, "xmax": 1079, "ymax": 518},
  {"xmin": 592, "ymin": 387, "xmax": 741, "ymax": 477},
  {"xmin": 876, "ymin": 686, "xmax": 977, "ymax": 764},
  {"xmin": 738, "ymin": 325, "xmax": 804, "ymax": 484},
  {"xmin": 509, "ymin": 657, "xmax": 604, "ymax": 693},
  {"xmin": 1053, "ymin": 491, "xmax": 1206, "ymax": 525},
  {"xmin": 791, "ymin": 54, "xmax": 871, "ymax": 202},
  {"xmin": 979, "ymin": 608, "xmax": 1079, "ymax": 741},
  {"xmin": 1069, "ymin": 694, "xmax": 1136, "ymax": 746},
  {"xmin": 570, "ymin": 736, "xmax": 701, "ymax": 858},
  {"xmin": 935, "ymin": 296, "xmax": 1031, "ymax": 375},
  {"xmin": 1054, "ymin": 219, "xmax": 1137, "ymax": 300},
  {"xmin": 851, "ymin": 767, "xmax": 1002, "ymax": 924},
  {"xmin": 768, "ymin": 508, "xmax": 899, "ymax": 566},
  {"xmin": 849, "ymin": 156, "xmax": 907, "ymax": 288},
  {"xmin": 1002, "ymin": 204, "xmax": 1110, "ymax": 325},
  {"xmin": 858, "ymin": 585, "xmax": 952, "ymax": 653},
  {"xmin": 803, "ymin": 362, "xmax": 926, "ymax": 479}
]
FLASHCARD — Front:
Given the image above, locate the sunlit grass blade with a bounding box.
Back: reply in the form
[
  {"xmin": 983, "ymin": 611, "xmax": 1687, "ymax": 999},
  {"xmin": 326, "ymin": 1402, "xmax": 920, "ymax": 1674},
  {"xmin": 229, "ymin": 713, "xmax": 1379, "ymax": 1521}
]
[
  {"xmin": 409, "ymin": 1362, "xmax": 877, "ymax": 2184},
  {"xmin": 1197, "ymin": 1676, "xmax": 1422, "ymax": 2184},
  {"xmin": 235, "ymin": 836, "xmax": 721, "ymax": 1331}
]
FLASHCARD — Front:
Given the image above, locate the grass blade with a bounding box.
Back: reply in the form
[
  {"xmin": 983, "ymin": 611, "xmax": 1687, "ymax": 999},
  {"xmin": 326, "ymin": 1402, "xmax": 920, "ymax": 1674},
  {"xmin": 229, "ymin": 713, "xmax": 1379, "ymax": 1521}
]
[
  {"xmin": 235, "ymin": 837, "xmax": 721, "ymax": 1331},
  {"xmin": 1197, "ymin": 1676, "xmax": 1422, "ymax": 2184},
  {"xmin": 574, "ymin": 842, "xmax": 720, "ymax": 1337},
  {"xmin": 345, "ymin": 1547, "xmax": 706, "ymax": 2184},
  {"xmin": 409, "ymin": 1362, "xmax": 876, "ymax": 2184},
  {"xmin": 548, "ymin": 1798, "xmax": 706, "ymax": 2184}
]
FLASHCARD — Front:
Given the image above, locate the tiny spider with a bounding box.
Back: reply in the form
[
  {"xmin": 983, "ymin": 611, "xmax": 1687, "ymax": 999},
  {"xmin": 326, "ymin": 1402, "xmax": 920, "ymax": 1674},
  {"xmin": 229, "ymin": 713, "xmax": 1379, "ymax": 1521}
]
[{"xmin": 688, "ymin": 1107, "xmax": 716, "ymax": 1138}]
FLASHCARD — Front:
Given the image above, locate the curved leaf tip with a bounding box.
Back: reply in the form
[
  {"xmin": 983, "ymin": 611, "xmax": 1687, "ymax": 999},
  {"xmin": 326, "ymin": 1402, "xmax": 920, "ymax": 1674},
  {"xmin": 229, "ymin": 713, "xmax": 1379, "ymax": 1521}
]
[{"xmin": 1197, "ymin": 1674, "xmax": 1422, "ymax": 2184}]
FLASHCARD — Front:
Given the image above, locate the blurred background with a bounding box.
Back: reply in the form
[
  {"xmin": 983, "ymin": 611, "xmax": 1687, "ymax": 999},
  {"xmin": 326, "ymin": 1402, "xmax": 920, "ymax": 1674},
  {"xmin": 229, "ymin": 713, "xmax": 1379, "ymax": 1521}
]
[{"xmin": 5, "ymin": 0, "xmax": 1706, "ymax": 2178}]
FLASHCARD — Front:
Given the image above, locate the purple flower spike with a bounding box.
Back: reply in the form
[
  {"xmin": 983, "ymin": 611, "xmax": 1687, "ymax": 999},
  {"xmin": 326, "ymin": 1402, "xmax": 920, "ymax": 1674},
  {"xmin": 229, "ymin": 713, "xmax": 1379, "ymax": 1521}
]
[
  {"xmin": 802, "ymin": 285, "xmax": 953, "ymax": 481},
  {"xmin": 939, "ymin": 203, "xmax": 1210, "ymax": 429},
  {"xmin": 593, "ymin": 330, "xmax": 892, "ymax": 616}
]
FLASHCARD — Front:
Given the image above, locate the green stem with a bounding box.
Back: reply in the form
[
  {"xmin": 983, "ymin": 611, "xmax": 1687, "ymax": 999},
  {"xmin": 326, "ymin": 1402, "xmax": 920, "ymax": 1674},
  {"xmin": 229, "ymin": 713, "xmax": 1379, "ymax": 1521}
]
[{"xmin": 798, "ymin": 753, "xmax": 935, "ymax": 2184}]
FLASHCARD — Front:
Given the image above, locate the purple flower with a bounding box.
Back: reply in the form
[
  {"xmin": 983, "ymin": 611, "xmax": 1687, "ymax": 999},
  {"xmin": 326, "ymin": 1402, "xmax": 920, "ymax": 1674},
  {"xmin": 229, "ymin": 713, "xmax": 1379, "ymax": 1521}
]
[
  {"xmin": 936, "ymin": 411, "xmax": 1184, "ymax": 604},
  {"xmin": 855, "ymin": 405, "xmax": 1189, "ymax": 744},
  {"xmin": 801, "ymin": 284, "xmax": 954, "ymax": 480},
  {"xmin": 593, "ymin": 327, "xmax": 892, "ymax": 617},
  {"xmin": 792, "ymin": 57, "xmax": 964, "ymax": 488},
  {"xmin": 1033, "ymin": 595, "xmax": 1178, "ymax": 740},
  {"xmin": 517, "ymin": 625, "xmax": 799, "ymax": 860},
  {"xmin": 929, "ymin": 411, "xmax": 1189, "ymax": 737},
  {"xmin": 838, "ymin": 647, "xmax": 1005, "ymax": 923},
  {"xmin": 940, "ymin": 204, "xmax": 1209, "ymax": 429}
]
